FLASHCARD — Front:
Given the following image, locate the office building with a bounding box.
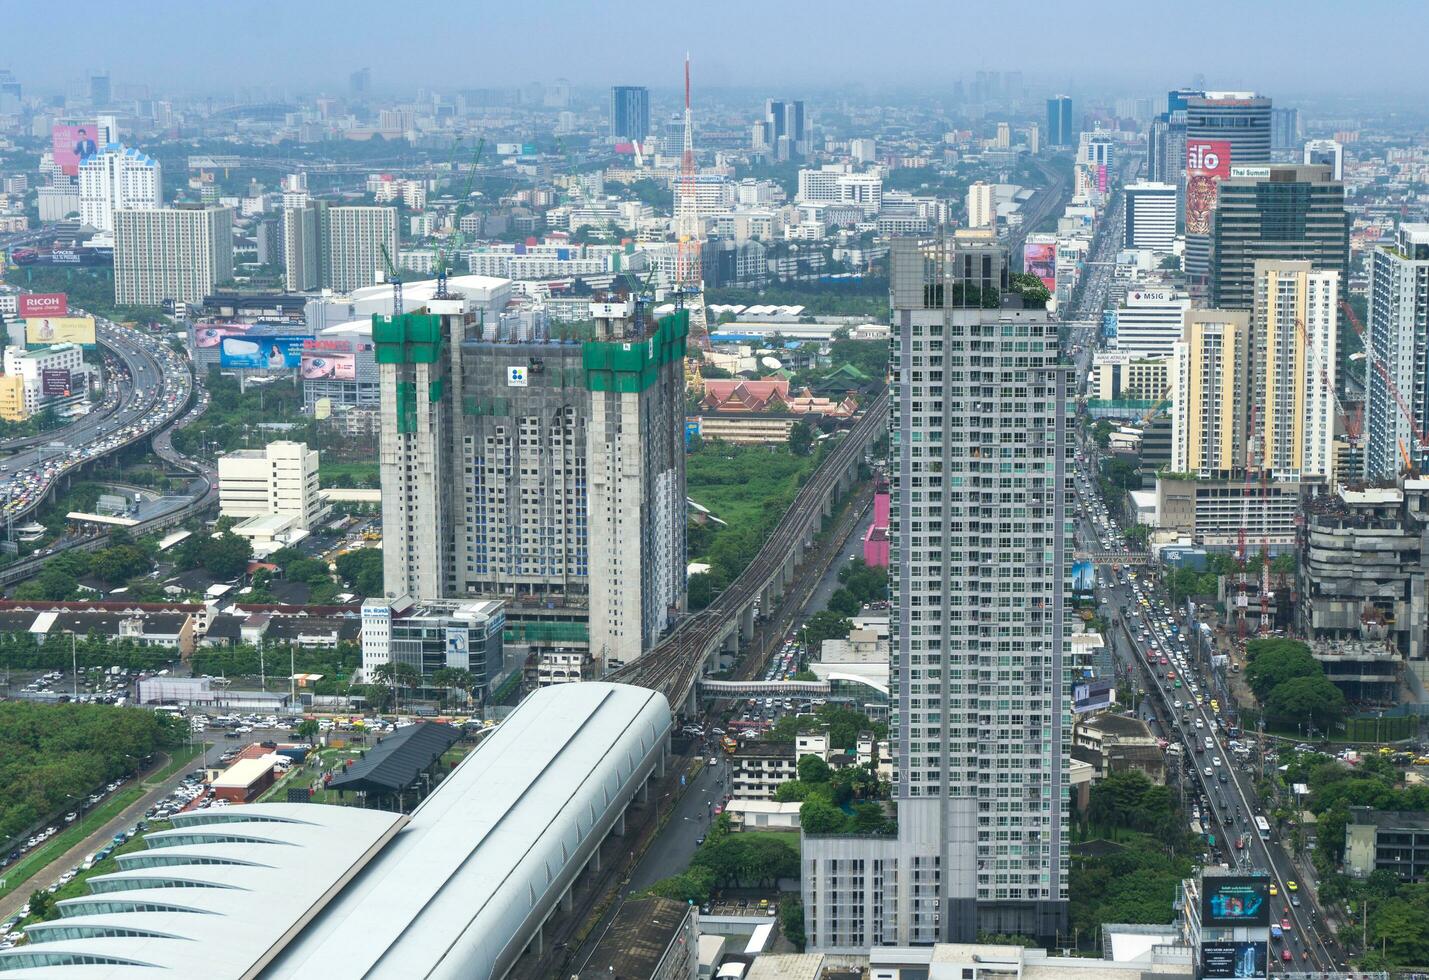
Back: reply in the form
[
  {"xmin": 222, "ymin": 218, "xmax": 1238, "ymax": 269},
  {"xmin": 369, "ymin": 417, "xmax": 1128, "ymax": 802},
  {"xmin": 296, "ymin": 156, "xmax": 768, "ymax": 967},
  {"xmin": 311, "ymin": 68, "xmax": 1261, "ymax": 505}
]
[
  {"xmin": 850, "ymin": 137, "xmax": 877, "ymax": 163},
  {"xmin": 610, "ymin": 85, "xmax": 650, "ymax": 143},
  {"xmin": 756, "ymin": 99, "xmax": 809, "ymax": 160},
  {"xmin": 1345, "ymin": 807, "xmax": 1429, "ymax": 882},
  {"xmin": 1091, "ymin": 351, "xmax": 1172, "ymax": 404},
  {"xmin": 1171, "ymin": 310, "xmax": 1250, "ymax": 478},
  {"xmin": 1123, "ymin": 182, "xmax": 1177, "ymax": 251},
  {"xmin": 89, "ymin": 72, "xmax": 110, "ymax": 106},
  {"xmin": 1148, "ymin": 111, "xmax": 1189, "ymax": 186},
  {"xmin": 283, "ymin": 203, "xmax": 319, "ymax": 291},
  {"xmin": 378, "ymin": 287, "xmax": 687, "ymax": 670},
  {"xmin": 113, "ymin": 206, "xmax": 233, "ymax": 307},
  {"xmin": 349, "ymin": 67, "xmax": 371, "ymax": 97},
  {"xmin": 966, "ymin": 181, "xmax": 995, "ymax": 229},
  {"xmin": 78, "ymin": 146, "xmax": 161, "ymax": 233},
  {"xmin": 360, "ymin": 597, "xmax": 508, "ymax": 693},
  {"xmin": 319, "ymin": 205, "xmax": 398, "ymax": 294},
  {"xmin": 796, "ymin": 166, "xmax": 882, "ymax": 215},
  {"xmin": 2, "ymin": 343, "xmax": 88, "ymax": 416},
  {"xmin": 1252, "ymin": 260, "xmax": 1338, "ymax": 482},
  {"xmin": 803, "ymin": 238, "xmax": 1070, "ymax": 951},
  {"xmin": 1046, "ymin": 95, "xmax": 1074, "ymax": 147},
  {"xmin": 1304, "ymin": 139, "xmax": 1344, "ymax": 180},
  {"xmin": 1364, "ymin": 224, "xmax": 1429, "ymax": 480},
  {"xmin": 1208, "ymin": 164, "xmax": 1348, "ymax": 312},
  {"xmin": 218, "ymin": 440, "xmax": 325, "ymax": 531},
  {"xmin": 1183, "ymin": 93, "xmax": 1272, "ymax": 288},
  {"xmin": 1113, "ymin": 287, "xmax": 1191, "ymax": 358},
  {"xmin": 1271, "ymin": 106, "xmax": 1299, "ymax": 153}
]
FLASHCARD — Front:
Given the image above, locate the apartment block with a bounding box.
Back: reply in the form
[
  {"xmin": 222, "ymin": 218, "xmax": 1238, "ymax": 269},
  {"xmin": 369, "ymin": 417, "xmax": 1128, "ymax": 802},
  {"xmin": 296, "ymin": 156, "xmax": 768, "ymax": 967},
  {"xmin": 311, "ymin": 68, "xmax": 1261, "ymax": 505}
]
[
  {"xmin": 113, "ymin": 206, "xmax": 233, "ymax": 307},
  {"xmin": 1171, "ymin": 310, "xmax": 1250, "ymax": 478}
]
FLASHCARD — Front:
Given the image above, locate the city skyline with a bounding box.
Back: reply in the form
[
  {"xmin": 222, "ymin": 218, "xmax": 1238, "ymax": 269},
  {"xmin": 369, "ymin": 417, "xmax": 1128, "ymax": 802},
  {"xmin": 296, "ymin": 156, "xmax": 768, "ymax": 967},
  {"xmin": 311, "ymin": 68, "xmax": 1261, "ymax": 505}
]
[{"xmin": 1, "ymin": 0, "xmax": 1425, "ymax": 96}]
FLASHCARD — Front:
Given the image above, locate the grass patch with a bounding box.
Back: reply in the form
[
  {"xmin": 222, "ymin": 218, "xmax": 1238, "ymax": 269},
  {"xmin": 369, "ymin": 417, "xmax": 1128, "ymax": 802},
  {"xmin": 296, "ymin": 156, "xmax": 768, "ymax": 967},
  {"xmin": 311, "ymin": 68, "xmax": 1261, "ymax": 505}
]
[
  {"xmin": 685, "ymin": 443, "xmax": 816, "ymax": 540},
  {"xmin": 320, "ymin": 461, "xmax": 380, "ymax": 488},
  {"xmin": 142, "ymin": 744, "xmax": 206, "ymax": 787},
  {"xmin": 0, "ymin": 787, "xmax": 145, "ymax": 903}
]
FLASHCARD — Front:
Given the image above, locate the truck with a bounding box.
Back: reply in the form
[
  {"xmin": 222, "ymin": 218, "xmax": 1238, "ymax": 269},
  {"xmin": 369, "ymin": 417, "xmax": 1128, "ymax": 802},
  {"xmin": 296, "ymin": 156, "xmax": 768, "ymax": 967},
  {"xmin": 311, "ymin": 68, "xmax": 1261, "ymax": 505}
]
[{"xmin": 720, "ymin": 736, "xmax": 738, "ymax": 754}]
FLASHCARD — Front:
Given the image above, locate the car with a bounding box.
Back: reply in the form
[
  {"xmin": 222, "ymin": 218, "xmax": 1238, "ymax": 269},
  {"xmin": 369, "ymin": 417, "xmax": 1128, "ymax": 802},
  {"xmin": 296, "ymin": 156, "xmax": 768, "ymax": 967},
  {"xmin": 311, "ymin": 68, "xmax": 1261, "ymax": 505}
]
[
  {"xmin": 1287, "ymin": 880, "xmax": 1297, "ymax": 891},
  {"xmin": 1282, "ymin": 949, "xmax": 1292, "ymax": 963},
  {"xmin": 1269, "ymin": 883, "xmax": 1279, "ymax": 896}
]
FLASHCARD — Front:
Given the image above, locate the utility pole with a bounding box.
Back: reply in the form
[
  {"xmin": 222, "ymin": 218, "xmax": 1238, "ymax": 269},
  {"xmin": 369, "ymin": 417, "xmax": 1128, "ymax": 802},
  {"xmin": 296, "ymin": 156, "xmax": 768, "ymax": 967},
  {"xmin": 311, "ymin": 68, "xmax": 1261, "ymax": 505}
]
[
  {"xmin": 71, "ymin": 632, "xmax": 77, "ymax": 700},
  {"xmin": 259, "ymin": 639, "xmax": 265, "ymax": 692}
]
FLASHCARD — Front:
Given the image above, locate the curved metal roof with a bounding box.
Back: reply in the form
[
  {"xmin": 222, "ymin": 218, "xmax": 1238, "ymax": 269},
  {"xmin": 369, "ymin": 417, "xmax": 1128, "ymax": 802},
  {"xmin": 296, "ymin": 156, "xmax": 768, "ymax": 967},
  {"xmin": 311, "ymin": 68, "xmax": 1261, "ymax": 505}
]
[
  {"xmin": 0, "ymin": 805, "xmax": 406, "ymax": 978},
  {"xmin": 265, "ymin": 682, "xmax": 672, "ymax": 979}
]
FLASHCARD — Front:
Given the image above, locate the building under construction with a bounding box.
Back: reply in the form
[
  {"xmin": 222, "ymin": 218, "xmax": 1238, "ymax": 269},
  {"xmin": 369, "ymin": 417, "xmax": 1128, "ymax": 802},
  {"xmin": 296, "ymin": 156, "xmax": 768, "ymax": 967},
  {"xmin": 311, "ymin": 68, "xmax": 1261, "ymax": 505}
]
[{"xmin": 1297, "ymin": 480, "xmax": 1429, "ymax": 704}]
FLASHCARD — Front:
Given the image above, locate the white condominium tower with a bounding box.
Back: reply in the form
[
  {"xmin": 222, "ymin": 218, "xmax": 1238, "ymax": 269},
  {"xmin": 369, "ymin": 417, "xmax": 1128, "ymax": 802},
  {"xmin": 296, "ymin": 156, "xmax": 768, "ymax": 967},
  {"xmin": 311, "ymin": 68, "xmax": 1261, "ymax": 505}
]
[
  {"xmin": 113, "ymin": 206, "xmax": 233, "ymax": 307},
  {"xmin": 803, "ymin": 237, "xmax": 1070, "ymax": 951},
  {"xmin": 1252, "ymin": 260, "xmax": 1337, "ymax": 482},
  {"xmin": 1364, "ymin": 224, "xmax": 1429, "ymax": 479},
  {"xmin": 320, "ymin": 205, "xmax": 398, "ymax": 294},
  {"xmin": 79, "ymin": 146, "xmax": 162, "ymax": 233}
]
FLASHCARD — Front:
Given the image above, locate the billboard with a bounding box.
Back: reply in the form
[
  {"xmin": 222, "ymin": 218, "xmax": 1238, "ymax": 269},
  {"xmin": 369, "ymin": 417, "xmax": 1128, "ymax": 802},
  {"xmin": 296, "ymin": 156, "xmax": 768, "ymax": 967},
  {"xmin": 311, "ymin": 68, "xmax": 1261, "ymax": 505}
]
[
  {"xmin": 1201, "ymin": 876, "xmax": 1271, "ymax": 926},
  {"xmin": 193, "ymin": 321, "xmax": 252, "ymax": 348},
  {"xmin": 25, "ymin": 316, "xmax": 96, "ymax": 349},
  {"xmin": 18, "ymin": 293, "xmax": 68, "ymax": 318},
  {"xmin": 1186, "ymin": 140, "xmax": 1232, "ymax": 236},
  {"xmin": 1023, "ymin": 242, "xmax": 1056, "ymax": 292},
  {"xmin": 41, "ymin": 369, "xmax": 72, "ymax": 397},
  {"xmin": 1072, "ymin": 678, "xmax": 1116, "ymax": 714},
  {"xmin": 1201, "ymin": 942, "xmax": 1267, "ymax": 980},
  {"xmin": 51, "ymin": 122, "xmax": 101, "ymax": 176},
  {"xmin": 219, "ymin": 335, "xmax": 306, "ymax": 370},
  {"xmin": 507, "ymin": 365, "xmax": 528, "ymax": 387},
  {"xmin": 301, "ymin": 351, "xmax": 355, "ymax": 380},
  {"xmin": 1072, "ymin": 560, "xmax": 1096, "ymax": 594}
]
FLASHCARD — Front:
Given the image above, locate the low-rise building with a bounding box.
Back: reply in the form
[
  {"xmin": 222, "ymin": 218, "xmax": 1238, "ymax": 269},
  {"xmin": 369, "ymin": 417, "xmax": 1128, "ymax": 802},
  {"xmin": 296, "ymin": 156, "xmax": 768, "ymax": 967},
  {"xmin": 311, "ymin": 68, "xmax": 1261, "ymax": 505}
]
[
  {"xmin": 725, "ymin": 800, "xmax": 803, "ymax": 831},
  {"xmin": 1073, "ymin": 713, "xmax": 1166, "ymax": 784},
  {"xmin": 360, "ymin": 597, "xmax": 510, "ymax": 699},
  {"xmin": 1345, "ymin": 806, "xmax": 1429, "ymax": 881},
  {"xmin": 573, "ymin": 895, "xmax": 700, "ymax": 980},
  {"xmin": 731, "ymin": 741, "xmax": 797, "ymax": 800}
]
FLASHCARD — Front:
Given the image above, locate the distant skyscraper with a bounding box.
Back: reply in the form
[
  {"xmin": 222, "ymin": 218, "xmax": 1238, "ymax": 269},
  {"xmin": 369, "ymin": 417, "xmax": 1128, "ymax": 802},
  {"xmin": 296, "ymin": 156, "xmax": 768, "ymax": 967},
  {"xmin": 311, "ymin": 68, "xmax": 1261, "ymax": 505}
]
[
  {"xmin": 1183, "ymin": 92, "xmax": 1272, "ymax": 291},
  {"xmin": 1209, "ymin": 163, "xmax": 1348, "ymax": 313},
  {"xmin": 803, "ymin": 238, "xmax": 1070, "ymax": 950},
  {"xmin": 78, "ymin": 146, "xmax": 161, "ymax": 233},
  {"xmin": 89, "ymin": 73, "xmax": 110, "ymax": 106},
  {"xmin": 609, "ymin": 86, "xmax": 650, "ymax": 143},
  {"xmin": 1364, "ymin": 225, "xmax": 1429, "ymax": 479},
  {"xmin": 349, "ymin": 67, "xmax": 371, "ymax": 98},
  {"xmin": 318, "ymin": 205, "xmax": 397, "ymax": 294},
  {"xmin": 113, "ymin": 206, "xmax": 233, "ymax": 307},
  {"xmin": 1046, "ymin": 94, "xmax": 1074, "ymax": 147},
  {"xmin": 1271, "ymin": 106, "xmax": 1300, "ymax": 152},
  {"xmin": 283, "ymin": 204, "xmax": 319, "ymax": 292},
  {"xmin": 1123, "ymin": 182, "xmax": 1177, "ymax": 252},
  {"xmin": 1167, "ymin": 87, "xmax": 1203, "ymax": 115},
  {"xmin": 755, "ymin": 99, "xmax": 809, "ymax": 160},
  {"xmin": 1304, "ymin": 139, "xmax": 1344, "ymax": 180},
  {"xmin": 1172, "ymin": 309, "xmax": 1251, "ymax": 478},
  {"xmin": 1251, "ymin": 260, "xmax": 1338, "ymax": 482},
  {"xmin": 966, "ymin": 181, "xmax": 995, "ymax": 229}
]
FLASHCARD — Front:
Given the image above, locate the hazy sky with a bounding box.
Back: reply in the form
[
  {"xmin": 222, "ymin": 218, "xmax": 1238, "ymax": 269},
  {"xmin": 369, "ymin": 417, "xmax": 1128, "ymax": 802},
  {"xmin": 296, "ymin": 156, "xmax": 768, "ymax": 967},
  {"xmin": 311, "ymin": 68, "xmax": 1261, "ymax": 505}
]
[{"xmin": 5, "ymin": 0, "xmax": 1423, "ymax": 98}]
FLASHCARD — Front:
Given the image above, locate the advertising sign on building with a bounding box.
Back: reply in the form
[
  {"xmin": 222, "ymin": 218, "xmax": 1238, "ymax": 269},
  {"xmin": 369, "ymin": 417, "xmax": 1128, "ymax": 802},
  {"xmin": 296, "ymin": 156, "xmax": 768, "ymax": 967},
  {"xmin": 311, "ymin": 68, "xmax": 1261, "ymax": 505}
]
[
  {"xmin": 25, "ymin": 316, "xmax": 96, "ymax": 349},
  {"xmin": 1201, "ymin": 942, "xmax": 1268, "ymax": 980},
  {"xmin": 301, "ymin": 350, "xmax": 356, "ymax": 380},
  {"xmin": 41, "ymin": 368, "xmax": 71, "ymax": 397},
  {"xmin": 218, "ymin": 335, "xmax": 306, "ymax": 370},
  {"xmin": 18, "ymin": 293, "xmax": 68, "ymax": 318},
  {"xmin": 1022, "ymin": 241, "xmax": 1057, "ymax": 292},
  {"xmin": 193, "ymin": 322, "xmax": 252, "ymax": 348},
  {"xmin": 1072, "ymin": 678, "xmax": 1115, "ymax": 713},
  {"xmin": 50, "ymin": 122, "xmax": 101, "ymax": 176},
  {"xmin": 1201, "ymin": 876, "xmax": 1271, "ymax": 926},
  {"xmin": 1186, "ymin": 140, "xmax": 1232, "ymax": 235},
  {"xmin": 507, "ymin": 365, "xmax": 528, "ymax": 387}
]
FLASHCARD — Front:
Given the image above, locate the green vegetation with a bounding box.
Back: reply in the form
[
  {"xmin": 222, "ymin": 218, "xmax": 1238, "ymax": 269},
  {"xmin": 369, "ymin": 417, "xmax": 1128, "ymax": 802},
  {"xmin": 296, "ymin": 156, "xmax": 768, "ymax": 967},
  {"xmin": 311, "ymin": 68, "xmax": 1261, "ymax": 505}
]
[
  {"xmin": 1091, "ymin": 419, "xmax": 1113, "ymax": 448},
  {"xmin": 320, "ymin": 460, "xmax": 381, "ymax": 488},
  {"xmin": 1071, "ymin": 772, "xmax": 1196, "ymax": 935},
  {"xmin": 13, "ymin": 527, "xmax": 161, "ymax": 601},
  {"xmin": 1244, "ymin": 638, "xmax": 1346, "ymax": 732},
  {"xmin": 826, "ymin": 558, "xmax": 888, "ymax": 617},
  {"xmin": 800, "ymin": 610, "xmax": 853, "ymax": 649},
  {"xmin": 768, "ymin": 703, "xmax": 887, "ymax": 747},
  {"xmin": 685, "ymin": 441, "xmax": 822, "ymax": 610},
  {"xmin": 646, "ymin": 814, "xmax": 801, "ymax": 904},
  {"xmin": 0, "ymin": 791, "xmax": 150, "ymax": 904},
  {"xmin": 12, "ymin": 817, "xmax": 174, "ymax": 915},
  {"xmin": 173, "ymin": 528, "xmax": 253, "ymax": 581},
  {"xmin": 2, "ymin": 266, "xmax": 165, "ymax": 324},
  {"xmin": 1009, "ymin": 272, "xmax": 1051, "ymax": 309},
  {"xmin": 0, "ymin": 633, "xmax": 181, "ymax": 673},
  {"xmin": 780, "ymin": 895, "xmax": 806, "ymax": 950},
  {"xmin": 170, "ymin": 371, "xmax": 309, "ymax": 459},
  {"xmin": 0, "ymin": 702, "xmax": 179, "ymax": 842}
]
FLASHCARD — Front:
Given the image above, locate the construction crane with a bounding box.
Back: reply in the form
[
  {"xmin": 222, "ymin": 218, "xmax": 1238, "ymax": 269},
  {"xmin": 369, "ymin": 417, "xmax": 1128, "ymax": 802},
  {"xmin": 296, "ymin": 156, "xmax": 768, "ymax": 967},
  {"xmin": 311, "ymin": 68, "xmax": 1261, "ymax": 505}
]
[
  {"xmin": 379, "ymin": 244, "xmax": 402, "ymax": 316},
  {"xmin": 1140, "ymin": 384, "xmax": 1172, "ymax": 425},
  {"xmin": 433, "ymin": 138, "xmax": 486, "ymax": 300},
  {"xmin": 1340, "ymin": 298, "xmax": 1429, "ymax": 471}
]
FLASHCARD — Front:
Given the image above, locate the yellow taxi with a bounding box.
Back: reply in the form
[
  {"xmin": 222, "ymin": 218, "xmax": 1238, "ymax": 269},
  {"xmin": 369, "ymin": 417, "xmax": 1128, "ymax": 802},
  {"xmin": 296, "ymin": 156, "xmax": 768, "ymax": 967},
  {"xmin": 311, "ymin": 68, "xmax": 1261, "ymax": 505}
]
[
  {"xmin": 1287, "ymin": 880, "xmax": 1298, "ymax": 892},
  {"xmin": 1210, "ymin": 699, "xmax": 1221, "ymax": 713},
  {"xmin": 1269, "ymin": 883, "xmax": 1278, "ymax": 896}
]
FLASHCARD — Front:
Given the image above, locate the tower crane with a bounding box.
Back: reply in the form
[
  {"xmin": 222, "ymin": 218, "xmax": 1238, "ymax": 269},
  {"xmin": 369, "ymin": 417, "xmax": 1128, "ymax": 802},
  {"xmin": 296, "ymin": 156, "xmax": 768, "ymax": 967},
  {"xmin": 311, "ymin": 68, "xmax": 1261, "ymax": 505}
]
[
  {"xmin": 379, "ymin": 244, "xmax": 402, "ymax": 316},
  {"xmin": 433, "ymin": 138, "xmax": 486, "ymax": 299}
]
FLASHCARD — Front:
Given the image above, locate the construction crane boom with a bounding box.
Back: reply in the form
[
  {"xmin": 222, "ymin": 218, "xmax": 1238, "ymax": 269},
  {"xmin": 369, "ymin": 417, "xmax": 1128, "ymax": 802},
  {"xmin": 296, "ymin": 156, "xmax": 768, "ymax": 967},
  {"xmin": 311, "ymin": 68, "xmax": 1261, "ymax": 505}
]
[
  {"xmin": 379, "ymin": 244, "xmax": 402, "ymax": 316},
  {"xmin": 433, "ymin": 138, "xmax": 486, "ymax": 299},
  {"xmin": 1340, "ymin": 298, "xmax": 1429, "ymax": 460}
]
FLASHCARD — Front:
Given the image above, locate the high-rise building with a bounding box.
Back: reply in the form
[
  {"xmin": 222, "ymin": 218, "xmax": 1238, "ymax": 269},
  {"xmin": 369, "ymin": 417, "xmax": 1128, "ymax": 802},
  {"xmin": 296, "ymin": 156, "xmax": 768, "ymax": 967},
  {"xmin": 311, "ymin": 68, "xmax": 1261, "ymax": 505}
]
[
  {"xmin": 113, "ymin": 206, "xmax": 233, "ymax": 307},
  {"xmin": 349, "ymin": 67, "xmax": 371, "ymax": 98},
  {"xmin": 377, "ymin": 286, "xmax": 686, "ymax": 670},
  {"xmin": 1167, "ymin": 87, "xmax": 1204, "ymax": 115},
  {"xmin": 78, "ymin": 146, "xmax": 161, "ymax": 233},
  {"xmin": 1304, "ymin": 139, "xmax": 1344, "ymax": 180},
  {"xmin": 609, "ymin": 86, "xmax": 650, "ymax": 143},
  {"xmin": 1364, "ymin": 225, "xmax": 1429, "ymax": 479},
  {"xmin": 1046, "ymin": 95, "xmax": 1074, "ymax": 147},
  {"xmin": 1271, "ymin": 106, "xmax": 1300, "ymax": 153},
  {"xmin": 966, "ymin": 181, "xmax": 995, "ymax": 229},
  {"xmin": 1208, "ymin": 164, "xmax": 1348, "ymax": 312},
  {"xmin": 803, "ymin": 238, "xmax": 1070, "ymax": 950},
  {"xmin": 1123, "ymin": 182, "xmax": 1177, "ymax": 251},
  {"xmin": 995, "ymin": 122, "xmax": 1011, "ymax": 149},
  {"xmin": 318, "ymin": 205, "xmax": 397, "ymax": 294},
  {"xmin": 283, "ymin": 204, "xmax": 319, "ymax": 292},
  {"xmin": 756, "ymin": 99, "xmax": 809, "ymax": 160},
  {"xmin": 89, "ymin": 73, "xmax": 111, "ymax": 106},
  {"xmin": 1183, "ymin": 93, "xmax": 1272, "ymax": 290},
  {"xmin": 1113, "ymin": 287, "xmax": 1192, "ymax": 358},
  {"xmin": 1075, "ymin": 131, "xmax": 1114, "ymax": 203},
  {"xmin": 1251, "ymin": 260, "xmax": 1338, "ymax": 482},
  {"xmin": 1172, "ymin": 310, "xmax": 1251, "ymax": 478}
]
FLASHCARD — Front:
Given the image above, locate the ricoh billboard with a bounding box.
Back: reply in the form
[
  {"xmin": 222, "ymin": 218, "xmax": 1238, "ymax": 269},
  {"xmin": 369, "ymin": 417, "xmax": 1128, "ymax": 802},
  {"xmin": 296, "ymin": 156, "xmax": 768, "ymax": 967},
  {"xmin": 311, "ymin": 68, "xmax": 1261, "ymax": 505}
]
[
  {"xmin": 18, "ymin": 293, "xmax": 68, "ymax": 318},
  {"xmin": 1185, "ymin": 140, "xmax": 1232, "ymax": 236}
]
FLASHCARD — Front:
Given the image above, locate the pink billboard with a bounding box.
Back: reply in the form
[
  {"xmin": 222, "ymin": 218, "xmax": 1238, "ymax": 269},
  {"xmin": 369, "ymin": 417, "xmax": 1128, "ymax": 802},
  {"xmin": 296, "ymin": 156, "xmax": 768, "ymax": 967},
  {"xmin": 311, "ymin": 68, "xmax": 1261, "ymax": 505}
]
[
  {"xmin": 1023, "ymin": 242, "xmax": 1056, "ymax": 292},
  {"xmin": 193, "ymin": 322, "xmax": 252, "ymax": 348},
  {"xmin": 301, "ymin": 351, "xmax": 355, "ymax": 380},
  {"xmin": 51, "ymin": 123, "xmax": 100, "ymax": 176}
]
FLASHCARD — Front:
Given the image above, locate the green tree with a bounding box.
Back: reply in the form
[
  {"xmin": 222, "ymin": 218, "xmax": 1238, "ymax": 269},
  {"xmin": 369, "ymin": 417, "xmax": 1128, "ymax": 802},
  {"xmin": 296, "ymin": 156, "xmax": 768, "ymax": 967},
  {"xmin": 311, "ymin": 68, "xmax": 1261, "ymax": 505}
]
[
  {"xmin": 335, "ymin": 549, "xmax": 384, "ymax": 597},
  {"xmin": 788, "ymin": 420, "xmax": 815, "ymax": 456},
  {"xmin": 798, "ymin": 798, "xmax": 849, "ymax": 835},
  {"xmin": 1245, "ymin": 639, "xmax": 1321, "ymax": 702},
  {"xmin": 797, "ymin": 754, "xmax": 832, "ymax": 784},
  {"xmin": 801, "ymin": 611, "xmax": 852, "ymax": 648},
  {"xmin": 295, "ymin": 719, "xmax": 320, "ymax": 744},
  {"xmin": 203, "ymin": 532, "xmax": 253, "ymax": 580},
  {"xmin": 646, "ymin": 866, "xmax": 716, "ymax": 904},
  {"xmin": 1265, "ymin": 674, "xmax": 1346, "ymax": 730},
  {"xmin": 827, "ymin": 587, "xmax": 862, "ymax": 617},
  {"xmin": 780, "ymin": 896, "xmax": 806, "ymax": 950}
]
